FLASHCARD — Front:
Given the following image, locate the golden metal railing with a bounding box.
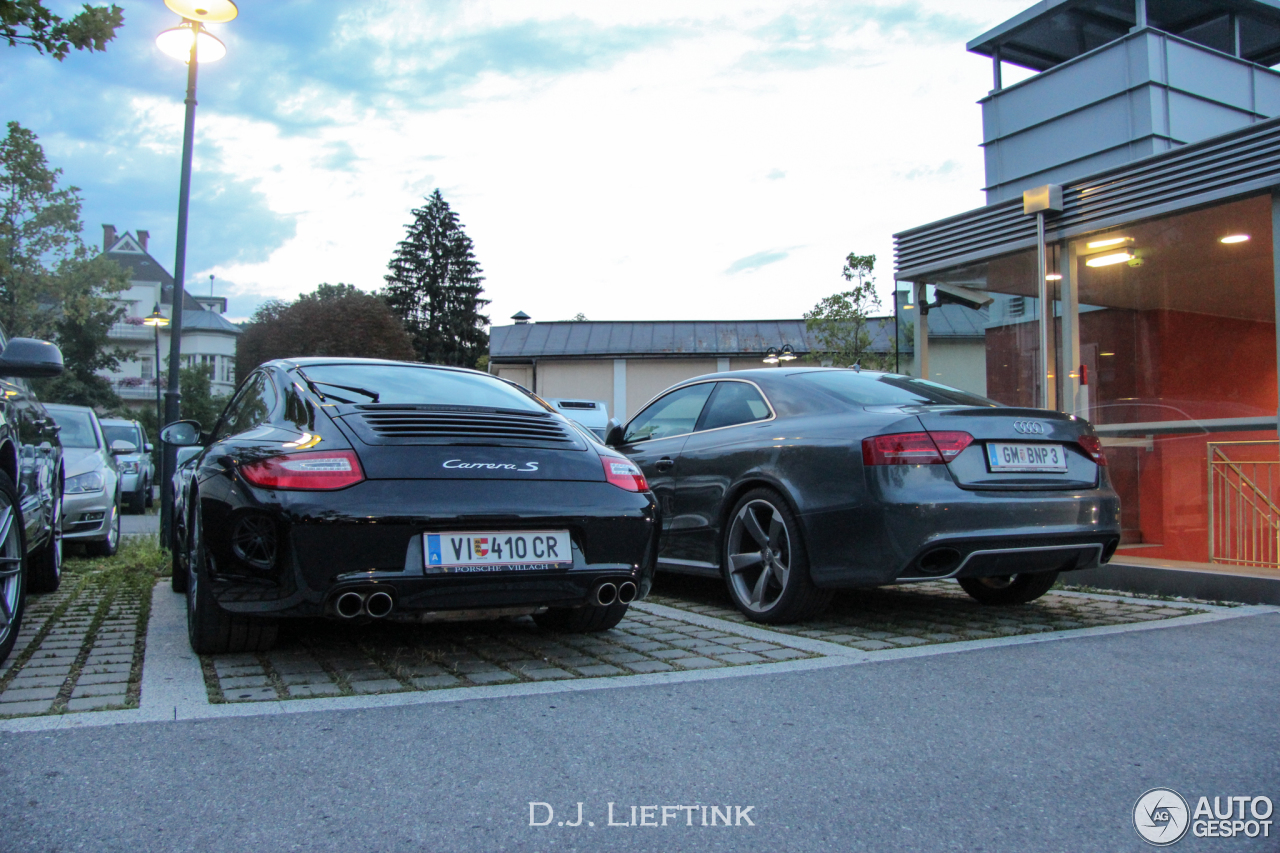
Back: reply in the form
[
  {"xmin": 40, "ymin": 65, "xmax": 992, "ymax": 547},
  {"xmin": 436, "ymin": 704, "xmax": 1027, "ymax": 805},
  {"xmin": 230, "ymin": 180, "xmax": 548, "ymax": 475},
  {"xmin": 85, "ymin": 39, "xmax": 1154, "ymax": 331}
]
[{"xmin": 1208, "ymin": 441, "xmax": 1280, "ymax": 569}]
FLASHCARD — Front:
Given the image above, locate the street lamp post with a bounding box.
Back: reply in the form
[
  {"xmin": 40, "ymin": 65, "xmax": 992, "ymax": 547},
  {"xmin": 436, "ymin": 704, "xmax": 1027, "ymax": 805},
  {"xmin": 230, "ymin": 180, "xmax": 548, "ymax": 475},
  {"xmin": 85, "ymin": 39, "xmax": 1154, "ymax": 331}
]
[
  {"xmin": 155, "ymin": 0, "xmax": 236, "ymax": 546},
  {"xmin": 142, "ymin": 303, "xmax": 169, "ymax": 430}
]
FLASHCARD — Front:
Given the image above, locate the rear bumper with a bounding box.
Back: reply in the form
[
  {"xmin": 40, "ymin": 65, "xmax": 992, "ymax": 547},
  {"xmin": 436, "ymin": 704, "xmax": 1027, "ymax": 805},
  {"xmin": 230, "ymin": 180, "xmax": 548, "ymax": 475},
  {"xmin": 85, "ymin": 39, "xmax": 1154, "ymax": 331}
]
[
  {"xmin": 200, "ymin": 478, "xmax": 660, "ymax": 617},
  {"xmin": 801, "ymin": 465, "xmax": 1121, "ymax": 587}
]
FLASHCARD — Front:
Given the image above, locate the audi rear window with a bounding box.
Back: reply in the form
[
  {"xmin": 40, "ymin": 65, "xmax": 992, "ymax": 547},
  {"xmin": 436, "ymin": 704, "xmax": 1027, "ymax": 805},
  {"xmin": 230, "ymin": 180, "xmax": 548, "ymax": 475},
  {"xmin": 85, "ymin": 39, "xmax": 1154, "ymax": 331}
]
[
  {"xmin": 792, "ymin": 371, "xmax": 997, "ymax": 408},
  {"xmin": 295, "ymin": 364, "xmax": 547, "ymax": 411}
]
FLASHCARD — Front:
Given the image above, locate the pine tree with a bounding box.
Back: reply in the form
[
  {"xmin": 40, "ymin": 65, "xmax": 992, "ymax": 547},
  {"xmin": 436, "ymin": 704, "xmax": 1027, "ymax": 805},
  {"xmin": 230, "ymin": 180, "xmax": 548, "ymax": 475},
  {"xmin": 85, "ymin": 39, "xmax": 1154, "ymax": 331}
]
[{"xmin": 383, "ymin": 189, "xmax": 490, "ymax": 368}]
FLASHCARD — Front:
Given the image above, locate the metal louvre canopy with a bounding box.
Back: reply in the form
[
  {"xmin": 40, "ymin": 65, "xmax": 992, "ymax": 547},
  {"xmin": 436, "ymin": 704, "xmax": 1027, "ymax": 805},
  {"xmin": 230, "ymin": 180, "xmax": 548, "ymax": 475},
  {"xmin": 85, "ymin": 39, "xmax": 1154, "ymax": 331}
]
[{"xmin": 894, "ymin": 113, "xmax": 1280, "ymax": 280}]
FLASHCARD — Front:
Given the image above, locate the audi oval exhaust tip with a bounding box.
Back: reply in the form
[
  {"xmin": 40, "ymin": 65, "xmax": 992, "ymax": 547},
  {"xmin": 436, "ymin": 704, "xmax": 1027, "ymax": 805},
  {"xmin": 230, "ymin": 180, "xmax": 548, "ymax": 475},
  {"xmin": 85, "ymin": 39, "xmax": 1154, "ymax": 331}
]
[
  {"xmin": 617, "ymin": 581, "xmax": 637, "ymax": 604},
  {"xmin": 335, "ymin": 591, "xmax": 364, "ymax": 619},
  {"xmin": 595, "ymin": 583, "xmax": 618, "ymax": 606},
  {"xmin": 365, "ymin": 590, "xmax": 394, "ymax": 619}
]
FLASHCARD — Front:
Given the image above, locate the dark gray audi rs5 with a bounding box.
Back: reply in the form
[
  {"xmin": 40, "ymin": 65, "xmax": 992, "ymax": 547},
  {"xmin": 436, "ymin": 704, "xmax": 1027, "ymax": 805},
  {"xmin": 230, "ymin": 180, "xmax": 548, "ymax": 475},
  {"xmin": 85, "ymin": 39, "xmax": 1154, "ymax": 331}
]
[
  {"xmin": 163, "ymin": 358, "xmax": 658, "ymax": 654},
  {"xmin": 607, "ymin": 368, "xmax": 1121, "ymax": 624}
]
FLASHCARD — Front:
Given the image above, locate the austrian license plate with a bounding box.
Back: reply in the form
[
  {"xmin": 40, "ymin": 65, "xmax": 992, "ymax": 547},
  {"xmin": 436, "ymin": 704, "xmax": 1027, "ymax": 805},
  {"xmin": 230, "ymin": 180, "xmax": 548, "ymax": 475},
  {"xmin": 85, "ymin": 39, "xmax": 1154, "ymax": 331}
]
[
  {"xmin": 985, "ymin": 442, "xmax": 1068, "ymax": 472},
  {"xmin": 424, "ymin": 530, "xmax": 572, "ymax": 573}
]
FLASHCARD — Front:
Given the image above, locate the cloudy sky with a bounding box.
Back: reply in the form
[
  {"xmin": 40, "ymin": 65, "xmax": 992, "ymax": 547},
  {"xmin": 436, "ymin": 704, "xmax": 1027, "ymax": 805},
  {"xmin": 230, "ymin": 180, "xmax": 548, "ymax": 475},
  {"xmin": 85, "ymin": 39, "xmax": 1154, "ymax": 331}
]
[{"xmin": 2, "ymin": 1, "xmax": 1036, "ymax": 324}]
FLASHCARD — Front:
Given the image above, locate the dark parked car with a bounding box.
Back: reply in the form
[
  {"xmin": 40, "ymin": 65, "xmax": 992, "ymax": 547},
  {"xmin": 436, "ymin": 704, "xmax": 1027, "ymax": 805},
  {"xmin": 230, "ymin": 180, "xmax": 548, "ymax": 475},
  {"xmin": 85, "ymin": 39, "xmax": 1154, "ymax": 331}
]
[
  {"xmin": 164, "ymin": 357, "xmax": 659, "ymax": 654},
  {"xmin": 608, "ymin": 368, "xmax": 1121, "ymax": 623},
  {"xmin": 0, "ymin": 334, "xmax": 66, "ymax": 664}
]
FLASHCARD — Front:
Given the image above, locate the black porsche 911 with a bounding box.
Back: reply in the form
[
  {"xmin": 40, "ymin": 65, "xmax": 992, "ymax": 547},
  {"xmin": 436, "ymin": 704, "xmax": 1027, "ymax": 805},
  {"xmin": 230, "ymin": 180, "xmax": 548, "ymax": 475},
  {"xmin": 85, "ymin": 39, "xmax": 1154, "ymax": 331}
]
[
  {"xmin": 162, "ymin": 358, "xmax": 658, "ymax": 654},
  {"xmin": 607, "ymin": 368, "xmax": 1121, "ymax": 624}
]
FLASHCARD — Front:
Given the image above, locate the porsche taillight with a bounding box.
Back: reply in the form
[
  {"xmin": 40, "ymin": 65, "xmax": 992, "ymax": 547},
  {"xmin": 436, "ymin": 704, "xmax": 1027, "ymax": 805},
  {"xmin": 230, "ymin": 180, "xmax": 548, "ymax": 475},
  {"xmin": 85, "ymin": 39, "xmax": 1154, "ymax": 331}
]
[
  {"xmin": 862, "ymin": 431, "xmax": 974, "ymax": 466},
  {"xmin": 239, "ymin": 450, "xmax": 365, "ymax": 490},
  {"xmin": 1076, "ymin": 435, "xmax": 1107, "ymax": 466},
  {"xmin": 601, "ymin": 454, "xmax": 648, "ymax": 492}
]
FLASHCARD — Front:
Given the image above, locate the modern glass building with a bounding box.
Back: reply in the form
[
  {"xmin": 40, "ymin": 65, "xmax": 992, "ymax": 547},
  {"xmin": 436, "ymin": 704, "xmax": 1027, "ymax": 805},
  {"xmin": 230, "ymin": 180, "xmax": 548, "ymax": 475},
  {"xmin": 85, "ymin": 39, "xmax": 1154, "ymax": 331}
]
[{"xmin": 894, "ymin": 0, "xmax": 1280, "ymax": 578}]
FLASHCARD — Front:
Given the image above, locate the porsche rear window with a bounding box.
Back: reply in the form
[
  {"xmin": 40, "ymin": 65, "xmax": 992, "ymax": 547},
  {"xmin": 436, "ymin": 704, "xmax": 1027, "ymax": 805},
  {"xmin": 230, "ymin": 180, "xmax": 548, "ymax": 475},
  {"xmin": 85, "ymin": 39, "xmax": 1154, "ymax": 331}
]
[
  {"xmin": 793, "ymin": 371, "xmax": 997, "ymax": 408},
  {"xmin": 296, "ymin": 364, "xmax": 546, "ymax": 411}
]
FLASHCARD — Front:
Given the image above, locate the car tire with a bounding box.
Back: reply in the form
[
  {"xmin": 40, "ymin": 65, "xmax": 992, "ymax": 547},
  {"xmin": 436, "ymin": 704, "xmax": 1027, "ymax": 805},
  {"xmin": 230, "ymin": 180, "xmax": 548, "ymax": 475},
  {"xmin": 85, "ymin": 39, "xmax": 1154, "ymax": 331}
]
[
  {"xmin": 86, "ymin": 500, "xmax": 120, "ymax": 558},
  {"xmin": 0, "ymin": 471, "xmax": 28, "ymax": 665},
  {"xmin": 722, "ymin": 488, "xmax": 831, "ymax": 624},
  {"xmin": 533, "ymin": 602, "xmax": 629, "ymax": 632},
  {"xmin": 28, "ymin": 488, "xmax": 62, "ymax": 594},
  {"xmin": 959, "ymin": 571, "xmax": 1059, "ymax": 605},
  {"xmin": 170, "ymin": 538, "xmax": 188, "ymax": 594},
  {"xmin": 186, "ymin": 499, "xmax": 276, "ymax": 654},
  {"xmin": 144, "ymin": 479, "xmax": 153, "ymax": 509},
  {"xmin": 127, "ymin": 487, "xmax": 145, "ymax": 515}
]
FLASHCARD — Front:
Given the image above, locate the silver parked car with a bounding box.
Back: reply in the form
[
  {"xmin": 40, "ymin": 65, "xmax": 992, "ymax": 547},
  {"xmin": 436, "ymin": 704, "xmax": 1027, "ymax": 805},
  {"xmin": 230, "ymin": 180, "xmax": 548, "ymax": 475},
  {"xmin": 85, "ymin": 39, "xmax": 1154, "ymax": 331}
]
[
  {"xmin": 99, "ymin": 417, "xmax": 154, "ymax": 514},
  {"xmin": 44, "ymin": 404, "xmax": 122, "ymax": 557}
]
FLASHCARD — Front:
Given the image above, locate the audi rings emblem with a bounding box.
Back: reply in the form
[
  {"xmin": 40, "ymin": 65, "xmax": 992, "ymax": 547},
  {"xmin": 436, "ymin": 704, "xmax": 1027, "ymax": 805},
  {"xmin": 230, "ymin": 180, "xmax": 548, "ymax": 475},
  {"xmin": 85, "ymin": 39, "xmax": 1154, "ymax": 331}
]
[{"xmin": 1013, "ymin": 421, "xmax": 1046, "ymax": 435}]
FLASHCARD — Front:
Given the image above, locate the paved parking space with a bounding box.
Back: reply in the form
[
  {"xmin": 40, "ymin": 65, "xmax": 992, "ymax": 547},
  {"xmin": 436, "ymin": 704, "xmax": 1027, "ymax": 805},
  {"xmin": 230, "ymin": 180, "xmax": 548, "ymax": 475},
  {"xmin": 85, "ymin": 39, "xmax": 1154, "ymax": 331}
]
[
  {"xmin": 645, "ymin": 574, "xmax": 1206, "ymax": 650},
  {"xmin": 0, "ymin": 566, "xmax": 149, "ymax": 718},
  {"xmin": 0, "ymin": 544, "xmax": 1221, "ymax": 722},
  {"xmin": 202, "ymin": 609, "xmax": 817, "ymax": 703}
]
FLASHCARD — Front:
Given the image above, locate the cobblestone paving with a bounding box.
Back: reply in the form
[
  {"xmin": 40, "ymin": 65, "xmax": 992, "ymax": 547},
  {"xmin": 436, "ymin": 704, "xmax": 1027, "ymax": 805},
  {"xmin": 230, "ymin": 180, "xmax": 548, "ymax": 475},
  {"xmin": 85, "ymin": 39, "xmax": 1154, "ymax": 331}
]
[
  {"xmin": 202, "ymin": 608, "xmax": 817, "ymax": 703},
  {"xmin": 645, "ymin": 575, "xmax": 1205, "ymax": 651},
  {"xmin": 0, "ymin": 571, "xmax": 148, "ymax": 718}
]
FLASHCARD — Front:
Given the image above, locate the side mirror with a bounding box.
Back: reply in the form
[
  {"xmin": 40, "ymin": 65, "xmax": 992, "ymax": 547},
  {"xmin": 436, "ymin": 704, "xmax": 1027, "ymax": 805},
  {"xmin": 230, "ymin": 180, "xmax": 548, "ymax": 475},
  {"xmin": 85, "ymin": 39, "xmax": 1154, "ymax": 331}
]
[
  {"xmin": 0, "ymin": 338, "xmax": 63, "ymax": 378},
  {"xmin": 110, "ymin": 440, "xmax": 138, "ymax": 455},
  {"xmin": 604, "ymin": 419, "xmax": 624, "ymax": 447},
  {"xmin": 144, "ymin": 443, "xmax": 154, "ymax": 453},
  {"xmin": 160, "ymin": 420, "xmax": 203, "ymax": 447}
]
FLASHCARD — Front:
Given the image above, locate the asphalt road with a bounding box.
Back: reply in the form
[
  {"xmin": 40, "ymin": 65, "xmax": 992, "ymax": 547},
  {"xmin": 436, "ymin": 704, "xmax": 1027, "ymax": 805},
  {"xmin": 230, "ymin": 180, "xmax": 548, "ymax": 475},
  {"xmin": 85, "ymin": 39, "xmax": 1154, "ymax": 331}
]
[{"xmin": 2, "ymin": 612, "xmax": 1277, "ymax": 853}]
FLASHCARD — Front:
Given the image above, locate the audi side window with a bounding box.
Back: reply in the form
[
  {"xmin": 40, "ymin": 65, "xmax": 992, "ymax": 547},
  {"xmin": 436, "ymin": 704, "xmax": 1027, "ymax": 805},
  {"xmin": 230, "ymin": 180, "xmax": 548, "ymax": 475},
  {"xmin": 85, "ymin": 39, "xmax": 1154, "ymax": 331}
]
[
  {"xmin": 698, "ymin": 382, "xmax": 771, "ymax": 431},
  {"xmin": 622, "ymin": 383, "xmax": 715, "ymax": 443}
]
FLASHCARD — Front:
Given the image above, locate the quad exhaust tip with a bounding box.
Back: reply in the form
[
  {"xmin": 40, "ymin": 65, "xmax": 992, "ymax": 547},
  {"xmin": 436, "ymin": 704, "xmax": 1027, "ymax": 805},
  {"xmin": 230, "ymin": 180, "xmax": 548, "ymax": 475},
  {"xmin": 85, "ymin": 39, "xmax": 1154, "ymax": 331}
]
[
  {"xmin": 595, "ymin": 583, "xmax": 617, "ymax": 606},
  {"xmin": 617, "ymin": 581, "xmax": 637, "ymax": 604},
  {"xmin": 334, "ymin": 589, "xmax": 395, "ymax": 619},
  {"xmin": 365, "ymin": 590, "xmax": 394, "ymax": 618}
]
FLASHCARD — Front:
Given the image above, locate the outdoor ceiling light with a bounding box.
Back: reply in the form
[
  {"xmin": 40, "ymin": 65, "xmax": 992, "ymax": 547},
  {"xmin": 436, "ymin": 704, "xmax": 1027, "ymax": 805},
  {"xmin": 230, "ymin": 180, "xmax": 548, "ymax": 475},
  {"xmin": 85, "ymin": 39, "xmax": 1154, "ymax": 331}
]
[
  {"xmin": 164, "ymin": 0, "xmax": 239, "ymax": 22},
  {"xmin": 1086, "ymin": 236, "xmax": 1131, "ymax": 250},
  {"xmin": 778, "ymin": 345, "xmax": 797, "ymax": 362},
  {"xmin": 1086, "ymin": 251, "xmax": 1134, "ymax": 268},
  {"xmin": 763, "ymin": 347, "xmax": 780, "ymax": 365},
  {"xmin": 156, "ymin": 21, "xmax": 227, "ymax": 63},
  {"xmin": 1221, "ymin": 234, "xmax": 1250, "ymax": 244}
]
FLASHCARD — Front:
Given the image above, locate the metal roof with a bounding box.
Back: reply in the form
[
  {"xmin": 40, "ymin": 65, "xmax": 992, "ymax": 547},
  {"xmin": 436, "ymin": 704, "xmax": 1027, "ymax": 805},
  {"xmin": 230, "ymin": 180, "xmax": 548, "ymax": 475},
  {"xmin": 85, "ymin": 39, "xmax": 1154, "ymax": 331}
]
[
  {"xmin": 969, "ymin": 0, "xmax": 1280, "ymax": 71},
  {"xmin": 490, "ymin": 314, "xmax": 979, "ymax": 361},
  {"xmin": 180, "ymin": 310, "xmax": 241, "ymax": 335}
]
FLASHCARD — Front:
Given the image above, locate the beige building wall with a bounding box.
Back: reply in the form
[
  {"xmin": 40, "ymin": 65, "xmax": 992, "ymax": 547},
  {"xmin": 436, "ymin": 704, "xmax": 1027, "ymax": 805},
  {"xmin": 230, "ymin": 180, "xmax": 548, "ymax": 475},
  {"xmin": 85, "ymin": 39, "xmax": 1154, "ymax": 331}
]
[
  {"xmin": 921, "ymin": 339, "xmax": 987, "ymax": 396},
  {"xmin": 536, "ymin": 360, "xmax": 615, "ymax": 408},
  {"xmin": 625, "ymin": 358, "xmax": 719, "ymax": 416},
  {"xmin": 493, "ymin": 365, "xmax": 532, "ymax": 389}
]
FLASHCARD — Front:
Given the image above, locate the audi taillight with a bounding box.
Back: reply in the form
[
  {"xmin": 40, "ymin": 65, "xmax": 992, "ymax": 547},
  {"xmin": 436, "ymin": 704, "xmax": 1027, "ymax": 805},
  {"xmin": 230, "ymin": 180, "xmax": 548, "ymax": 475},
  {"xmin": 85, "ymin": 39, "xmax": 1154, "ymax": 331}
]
[
  {"xmin": 862, "ymin": 431, "xmax": 974, "ymax": 466},
  {"xmin": 1076, "ymin": 435, "xmax": 1107, "ymax": 466},
  {"xmin": 601, "ymin": 454, "xmax": 648, "ymax": 492},
  {"xmin": 239, "ymin": 450, "xmax": 365, "ymax": 490}
]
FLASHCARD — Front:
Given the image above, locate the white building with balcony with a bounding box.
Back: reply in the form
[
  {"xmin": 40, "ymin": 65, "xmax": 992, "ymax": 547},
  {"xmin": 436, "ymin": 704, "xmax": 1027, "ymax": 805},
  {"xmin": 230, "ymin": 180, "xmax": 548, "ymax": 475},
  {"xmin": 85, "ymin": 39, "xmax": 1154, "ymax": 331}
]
[{"xmin": 99, "ymin": 225, "xmax": 241, "ymax": 408}]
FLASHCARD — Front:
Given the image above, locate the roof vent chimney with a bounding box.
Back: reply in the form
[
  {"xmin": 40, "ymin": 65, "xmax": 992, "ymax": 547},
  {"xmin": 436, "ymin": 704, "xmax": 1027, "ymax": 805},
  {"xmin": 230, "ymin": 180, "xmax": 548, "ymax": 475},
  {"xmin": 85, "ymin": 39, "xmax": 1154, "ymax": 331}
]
[
  {"xmin": 103, "ymin": 224, "xmax": 116, "ymax": 251},
  {"xmin": 512, "ymin": 311, "xmax": 531, "ymax": 325},
  {"xmin": 137, "ymin": 230, "xmax": 149, "ymax": 251}
]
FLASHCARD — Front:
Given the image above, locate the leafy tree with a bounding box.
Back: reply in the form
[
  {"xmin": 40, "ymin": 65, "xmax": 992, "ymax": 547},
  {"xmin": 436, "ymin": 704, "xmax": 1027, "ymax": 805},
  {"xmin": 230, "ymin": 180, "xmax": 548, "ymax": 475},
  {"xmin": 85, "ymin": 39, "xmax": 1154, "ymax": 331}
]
[
  {"xmin": 177, "ymin": 363, "xmax": 230, "ymax": 431},
  {"xmin": 1, "ymin": 121, "xmax": 128, "ymax": 406},
  {"xmin": 236, "ymin": 282, "xmax": 416, "ymax": 380},
  {"xmin": 804, "ymin": 251, "xmax": 894, "ymax": 370},
  {"xmin": 1, "ymin": 1, "xmax": 123, "ymax": 60},
  {"xmin": 383, "ymin": 189, "xmax": 490, "ymax": 368}
]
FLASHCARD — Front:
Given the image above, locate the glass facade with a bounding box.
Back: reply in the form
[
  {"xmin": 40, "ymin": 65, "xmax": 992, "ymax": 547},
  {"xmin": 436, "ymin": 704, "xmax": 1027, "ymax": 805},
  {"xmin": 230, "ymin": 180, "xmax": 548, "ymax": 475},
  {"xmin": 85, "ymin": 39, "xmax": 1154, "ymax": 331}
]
[{"xmin": 907, "ymin": 194, "xmax": 1278, "ymax": 569}]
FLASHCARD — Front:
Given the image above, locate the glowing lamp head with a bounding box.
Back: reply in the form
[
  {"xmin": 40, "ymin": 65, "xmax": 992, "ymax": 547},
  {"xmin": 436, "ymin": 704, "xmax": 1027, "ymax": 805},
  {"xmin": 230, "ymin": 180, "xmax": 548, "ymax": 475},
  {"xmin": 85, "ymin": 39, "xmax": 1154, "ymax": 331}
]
[
  {"xmin": 1220, "ymin": 234, "xmax": 1250, "ymax": 244},
  {"xmin": 156, "ymin": 22, "xmax": 227, "ymax": 63}
]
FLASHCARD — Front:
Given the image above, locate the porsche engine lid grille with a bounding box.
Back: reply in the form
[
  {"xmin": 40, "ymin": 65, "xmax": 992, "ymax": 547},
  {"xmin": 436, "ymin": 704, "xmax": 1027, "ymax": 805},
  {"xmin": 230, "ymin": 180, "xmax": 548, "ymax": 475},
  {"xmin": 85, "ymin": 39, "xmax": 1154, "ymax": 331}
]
[{"xmin": 350, "ymin": 407, "xmax": 575, "ymax": 444}]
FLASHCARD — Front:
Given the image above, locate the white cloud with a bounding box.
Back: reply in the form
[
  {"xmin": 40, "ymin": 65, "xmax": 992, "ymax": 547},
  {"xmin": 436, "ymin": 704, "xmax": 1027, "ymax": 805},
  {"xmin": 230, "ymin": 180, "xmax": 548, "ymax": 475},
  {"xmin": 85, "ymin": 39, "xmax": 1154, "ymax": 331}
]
[{"xmin": 118, "ymin": 1, "xmax": 1036, "ymax": 323}]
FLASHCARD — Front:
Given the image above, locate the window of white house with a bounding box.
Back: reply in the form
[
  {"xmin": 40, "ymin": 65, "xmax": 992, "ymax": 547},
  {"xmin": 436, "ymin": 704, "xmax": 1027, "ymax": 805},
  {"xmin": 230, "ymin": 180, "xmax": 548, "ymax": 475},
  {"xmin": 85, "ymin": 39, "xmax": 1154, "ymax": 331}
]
[{"xmin": 140, "ymin": 357, "xmax": 154, "ymax": 380}]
